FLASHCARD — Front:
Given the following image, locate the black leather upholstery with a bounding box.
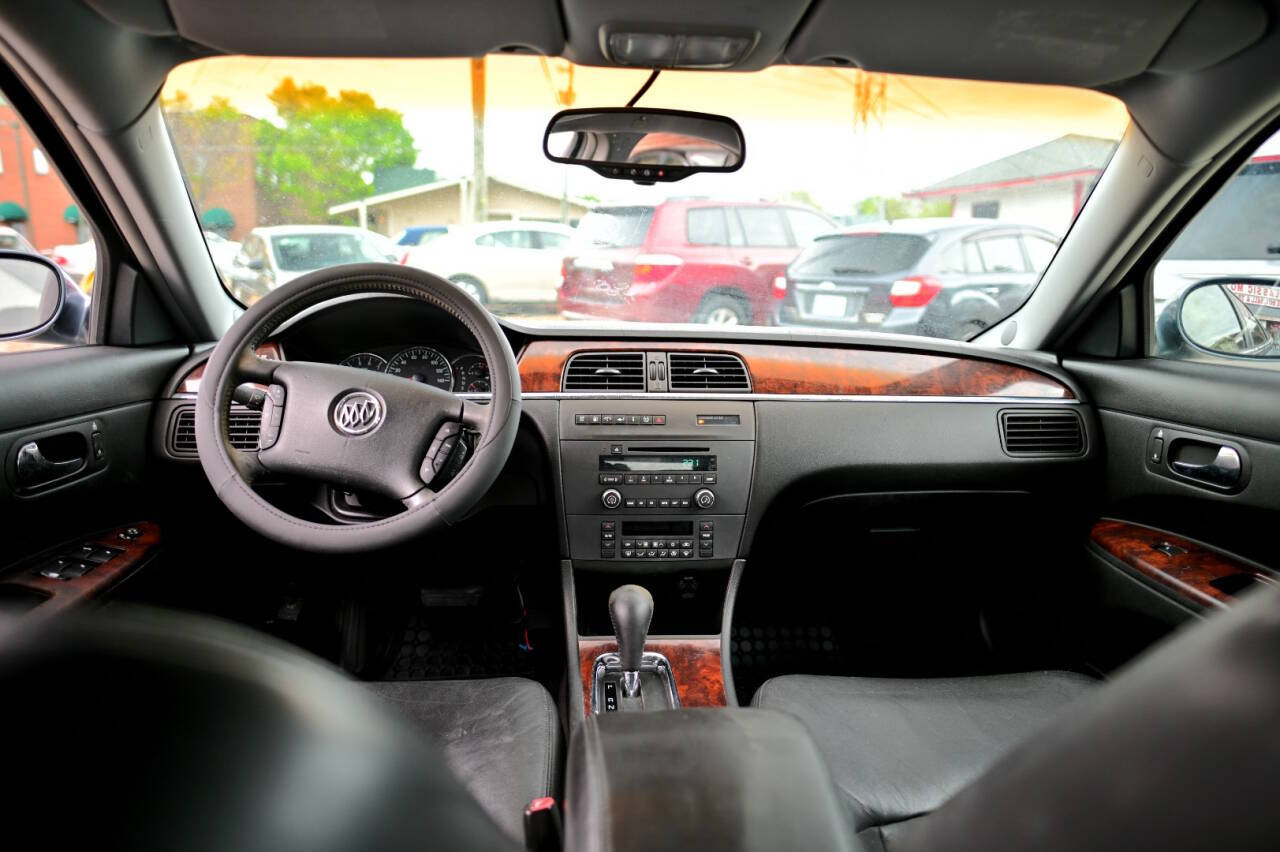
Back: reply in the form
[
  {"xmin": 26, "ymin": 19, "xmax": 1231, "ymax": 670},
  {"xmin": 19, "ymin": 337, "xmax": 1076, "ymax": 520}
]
[
  {"xmin": 752, "ymin": 671, "xmax": 1093, "ymax": 847},
  {"xmin": 1, "ymin": 608, "xmax": 521, "ymax": 852},
  {"xmin": 894, "ymin": 586, "xmax": 1280, "ymax": 852},
  {"xmin": 565, "ymin": 708, "xmax": 861, "ymax": 852},
  {"xmin": 366, "ymin": 678, "xmax": 562, "ymax": 841}
]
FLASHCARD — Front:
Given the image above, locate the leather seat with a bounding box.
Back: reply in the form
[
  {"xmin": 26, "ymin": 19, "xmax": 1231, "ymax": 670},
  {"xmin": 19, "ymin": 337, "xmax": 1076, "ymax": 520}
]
[
  {"xmin": 367, "ymin": 678, "xmax": 561, "ymax": 840},
  {"xmin": 752, "ymin": 671, "xmax": 1093, "ymax": 848}
]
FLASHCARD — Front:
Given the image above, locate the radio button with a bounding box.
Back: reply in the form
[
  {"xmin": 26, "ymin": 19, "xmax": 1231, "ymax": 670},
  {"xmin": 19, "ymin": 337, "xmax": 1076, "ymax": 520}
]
[
  {"xmin": 702, "ymin": 474, "xmax": 717, "ymax": 485},
  {"xmin": 601, "ymin": 489, "xmax": 623, "ymax": 510},
  {"xmin": 694, "ymin": 489, "xmax": 716, "ymax": 509}
]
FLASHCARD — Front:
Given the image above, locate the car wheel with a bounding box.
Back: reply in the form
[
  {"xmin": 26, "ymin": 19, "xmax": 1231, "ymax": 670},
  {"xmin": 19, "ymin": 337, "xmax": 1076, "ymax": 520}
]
[
  {"xmin": 449, "ymin": 275, "xmax": 488, "ymax": 305},
  {"xmin": 696, "ymin": 294, "xmax": 750, "ymax": 325}
]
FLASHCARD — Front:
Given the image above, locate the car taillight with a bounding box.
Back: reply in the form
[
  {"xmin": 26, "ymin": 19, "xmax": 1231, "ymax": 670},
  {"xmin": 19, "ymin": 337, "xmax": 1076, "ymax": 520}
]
[
  {"xmin": 558, "ymin": 257, "xmax": 570, "ymax": 289},
  {"xmin": 398, "ymin": 251, "xmax": 410, "ymax": 265},
  {"xmin": 49, "ymin": 253, "xmax": 69, "ymax": 267},
  {"xmin": 772, "ymin": 275, "xmax": 788, "ymax": 300},
  {"xmin": 889, "ymin": 274, "xmax": 942, "ymax": 308},
  {"xmin": 632, "ymin": 253, "xmax": 683, "ymax": 283}
]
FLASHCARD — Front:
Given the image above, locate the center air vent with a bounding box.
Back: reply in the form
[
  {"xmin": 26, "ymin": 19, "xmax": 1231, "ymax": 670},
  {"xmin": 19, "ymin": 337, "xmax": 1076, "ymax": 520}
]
[
  {"xmin": 999, "ymin": 409, "xmax": 1085, "ymax": 457},
  {"xmin": 562, "ymin": 351, "xmax": 646, "ymax": 391},
  {"xmin": 668, "ymin": 353, "xmax": 751, "ymax": 392},
  {"xmin": 168, "ymin": 406, "xmax": 262, "ymax": 457}
]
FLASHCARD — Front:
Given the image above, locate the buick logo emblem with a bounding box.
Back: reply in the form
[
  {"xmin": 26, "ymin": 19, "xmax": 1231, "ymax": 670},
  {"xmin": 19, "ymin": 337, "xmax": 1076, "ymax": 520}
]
[{"xmin": 333, "ymin": 391, "xmax": 383, "ymax": 436}]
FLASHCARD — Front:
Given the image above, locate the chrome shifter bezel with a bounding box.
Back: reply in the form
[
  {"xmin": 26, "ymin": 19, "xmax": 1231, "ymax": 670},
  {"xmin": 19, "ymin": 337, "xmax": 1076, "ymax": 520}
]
[{"xmin": 590, "ymin": 651, "xmax": 681, "ymax": 713}]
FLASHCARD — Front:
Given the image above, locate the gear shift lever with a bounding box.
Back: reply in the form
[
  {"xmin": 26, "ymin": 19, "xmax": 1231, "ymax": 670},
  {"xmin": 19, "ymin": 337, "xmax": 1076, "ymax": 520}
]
[{"xmin": 608, "ymin": 584, "xmax": 653, "ymax": 698}]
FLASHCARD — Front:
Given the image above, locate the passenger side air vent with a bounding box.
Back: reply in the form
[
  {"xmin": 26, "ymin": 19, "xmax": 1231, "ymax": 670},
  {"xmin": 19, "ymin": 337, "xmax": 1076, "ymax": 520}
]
[
  {"xmin": 562, "ymin": 351, "xmax": 646, "ymax": 391},
  {"xmin": 667, "ymin": 353, "xmax": 751, "ymax": 392},
  {"xmin": 999, "ymin": 409, "xmax": 1085, "ymax": 457},
  {"xmin": 168, "ymin": 406, "xmax": 262, "ymax": 457}
]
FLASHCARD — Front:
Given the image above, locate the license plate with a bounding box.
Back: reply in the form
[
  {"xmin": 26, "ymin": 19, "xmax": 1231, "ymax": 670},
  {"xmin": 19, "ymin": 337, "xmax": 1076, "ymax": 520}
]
[{"xmin": 811, "ymin": 293, "xmax": 848, "ymax": 317}]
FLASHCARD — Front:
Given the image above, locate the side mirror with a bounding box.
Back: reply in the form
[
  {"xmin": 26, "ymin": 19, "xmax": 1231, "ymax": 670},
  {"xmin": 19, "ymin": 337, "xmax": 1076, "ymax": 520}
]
[
  {"xmin": 544, "ymin": 107, "xmax": 744, "ymax": 184},
  {"xmin": 1172, "ymin": 277, "xmax": 1279, "ymax": 358},
  {"xmin": 0, "ymin": 251, "xmax": 66, "ymax": 340}
]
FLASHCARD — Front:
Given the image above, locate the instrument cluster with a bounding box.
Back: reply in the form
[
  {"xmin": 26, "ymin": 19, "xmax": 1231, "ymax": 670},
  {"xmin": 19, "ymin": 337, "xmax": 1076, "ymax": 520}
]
[{"xmin": 339, "ymin": 345, "xmax": 490, "ymax": 393}]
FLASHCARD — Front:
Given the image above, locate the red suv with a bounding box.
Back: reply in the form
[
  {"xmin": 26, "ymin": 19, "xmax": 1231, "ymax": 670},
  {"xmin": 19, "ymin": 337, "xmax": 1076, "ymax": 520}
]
[{"xmin": 558, "ymin": 200, "xmax": 835, "ymax": 325}]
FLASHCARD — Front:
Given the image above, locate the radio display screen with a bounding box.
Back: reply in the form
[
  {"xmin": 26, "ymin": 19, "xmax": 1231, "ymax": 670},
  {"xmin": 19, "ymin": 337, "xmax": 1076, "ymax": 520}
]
[{"xmin": 600, "ymin": 454, "xmax": 714, "ymax": 472}]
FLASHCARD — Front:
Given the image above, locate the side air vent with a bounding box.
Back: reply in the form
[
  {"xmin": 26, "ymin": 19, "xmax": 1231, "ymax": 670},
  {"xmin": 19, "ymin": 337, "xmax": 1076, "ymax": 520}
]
[
  {"xmin": 562, "ymin": 351, "xmax": 646, "ymax": 391},
  {"xmin": 999, "ymin": 409, "xmax": 1085, "ymax": 457},
  {"xmin": 168, "ymin": 406, "xmax": 262, "ymax": 457},
  {"xmin": 667, "ymin": 352, "xmax": 751, "ymax": 392}
]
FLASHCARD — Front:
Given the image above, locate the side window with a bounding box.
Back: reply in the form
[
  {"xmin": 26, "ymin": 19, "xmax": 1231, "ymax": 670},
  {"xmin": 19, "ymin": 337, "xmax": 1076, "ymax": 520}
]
[
  {"xmin": 1023, "ymin": 235, "xmax": 1058, "ymax": 273},
  {"xmin": 972, "ymin": 200, "xmax": 1000, "ymax": 219},
  {"xmin": 687, "ymin": 208, "xmax": 729, "ymax": 245},
  {"xmin": 736, "ymin": 208, "xmax": 790, "ymax": 247},
  {"xmin": 0, "ymin": 93, "xmax": 93, "ymax": 354},
  {"xmin": 963, "ymin": 241, "xmax": 984, "ymax": 273},
  {"xmin": 976, "ymin": 236, "xmax": 1028, "ymax": 273},
  {"xmin": 935, "ymin": 242, "xmax": 965, "ymax": 274},
  {"xmin": 1154, "ymin": 127, "xmax": 1280, "ymax": 362},
  {"xmin": 480, "ymin": 229, "xmax": 533, "ymax": 249},
  {"xmin": 535, "ymin": 231, "xmax": 571, "ymax": 250},
  {"xmin": 785, "ymin": 209, "xmax": 833, "ymax": 245}
]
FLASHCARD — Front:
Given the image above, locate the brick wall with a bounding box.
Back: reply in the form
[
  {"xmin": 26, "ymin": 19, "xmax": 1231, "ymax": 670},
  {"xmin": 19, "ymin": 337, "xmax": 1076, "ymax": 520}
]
[{"xmin": 0, "ymin": 104, "xmax": 81, "ymax": 251}]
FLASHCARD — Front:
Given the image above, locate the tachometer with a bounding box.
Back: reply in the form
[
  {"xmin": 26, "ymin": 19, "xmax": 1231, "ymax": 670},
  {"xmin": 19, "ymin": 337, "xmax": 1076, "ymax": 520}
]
[
  {"xmin": 339, "ymin": 352, "xmax": 388, "ymax": 372},
  {"xmin": 386, "ymin": 346, "xmax": 454, "ymax": 390},
  {"xmin": 451, "ymin": 354, "xmax": 490, "ymax": 393}
]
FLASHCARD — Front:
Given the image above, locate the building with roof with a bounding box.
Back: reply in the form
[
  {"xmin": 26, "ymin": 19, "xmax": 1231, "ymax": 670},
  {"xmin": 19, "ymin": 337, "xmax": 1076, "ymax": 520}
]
[
  {"xmin": 905, "ymin": 134, "xmax": 1117, "ymax": 234},
  {"xmin": 327, "ymin": 174, "xmax": 589, "ymax": 237}
]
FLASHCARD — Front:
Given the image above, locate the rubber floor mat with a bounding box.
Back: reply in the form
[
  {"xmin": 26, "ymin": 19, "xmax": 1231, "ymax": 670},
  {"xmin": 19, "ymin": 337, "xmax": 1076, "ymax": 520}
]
[{"xmin": 385, "ymin": 612, "xmax": 536, "ymax": 680}]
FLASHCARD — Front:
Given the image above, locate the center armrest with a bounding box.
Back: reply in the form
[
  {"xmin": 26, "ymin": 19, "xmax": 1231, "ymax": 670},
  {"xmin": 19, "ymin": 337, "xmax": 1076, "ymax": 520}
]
[{"xmin": 564, "ymin": 707, "xmax": 860, "ymax": 852}]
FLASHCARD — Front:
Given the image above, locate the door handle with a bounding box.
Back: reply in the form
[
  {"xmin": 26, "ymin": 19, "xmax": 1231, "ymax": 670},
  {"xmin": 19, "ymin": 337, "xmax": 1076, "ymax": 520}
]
[
  {"xmin": 15, "ymin": 440, "xmax": 86, "ymax": 488},
  {"xmin": 1170, "ymin": 445, "xmax": 1242, "ymax": 487}
]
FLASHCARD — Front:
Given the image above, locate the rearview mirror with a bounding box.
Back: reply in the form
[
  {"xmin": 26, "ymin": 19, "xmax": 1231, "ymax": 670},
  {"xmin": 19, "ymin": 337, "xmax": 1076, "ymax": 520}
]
[
  {"xmin": 1162, "ymin": 277, "xmax": 1280, "ymax": 358},
  {"xmin": 544, "ymin": 108, "xmax": 744, "ymax": 183},
  {"xmin": 0, "ymin": 251, "xmax": 66, "ymax": 340}
]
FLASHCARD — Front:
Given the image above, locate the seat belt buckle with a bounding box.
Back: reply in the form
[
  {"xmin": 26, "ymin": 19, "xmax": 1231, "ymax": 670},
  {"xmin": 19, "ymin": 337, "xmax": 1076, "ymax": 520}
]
[{"xmin": 524, "ymin": 796, "xmax": 562, "ymax": 852}]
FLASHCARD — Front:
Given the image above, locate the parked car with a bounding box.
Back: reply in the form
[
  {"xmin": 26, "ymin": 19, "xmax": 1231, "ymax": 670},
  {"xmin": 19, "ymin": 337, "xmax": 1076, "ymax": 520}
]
[
  {"xmin": 202, "ymin": 231, "xmax": 242, "ymax": 284},
  {"xmin": 395, "ymin": 225, "xmax": 449, "ymax": 247},
  {"xmin": 400, "ymin": 221, "xmax": 576, "ymax": 304},
  {"xmin": 774, "ymin": 218, "xmax": 1060, "ymax": 339},
  {"xmin": 558, "ymin": 200, "xmax": 834, "ymax": 325},
  {"xmin": 226, "ymin": 225, "xmax": 394, "ymax": 305},
  {"xmin": 48, "ymin": 238, "xmax": 96, "ymax": 283}
]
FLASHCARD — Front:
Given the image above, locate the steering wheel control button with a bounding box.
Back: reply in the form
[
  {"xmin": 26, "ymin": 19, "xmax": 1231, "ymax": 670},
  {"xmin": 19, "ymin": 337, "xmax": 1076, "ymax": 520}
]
[
  {"xmin": 258, "ymin": 384, "xmax": 287, "ymax": 449},
  {"xmin": 332, "ymin": 390, "xmax": 383, "ymax": 437},
  {"xmin": 601, "ymin": 488, "xmax": 623, "ymax": 510}
]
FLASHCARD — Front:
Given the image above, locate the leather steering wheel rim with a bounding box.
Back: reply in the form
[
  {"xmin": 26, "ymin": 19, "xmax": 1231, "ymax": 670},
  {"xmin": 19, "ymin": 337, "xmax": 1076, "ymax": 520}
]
[{"xmin": 195, "ymin": 263, "xmax": 521, "ymax": 553}]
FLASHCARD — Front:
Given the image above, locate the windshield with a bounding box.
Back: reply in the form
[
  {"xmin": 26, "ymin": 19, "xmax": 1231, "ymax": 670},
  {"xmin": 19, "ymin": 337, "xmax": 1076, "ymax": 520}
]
[{"xmin": 162, "ymin": 57, "xmax": 1126, "ymax": 338}]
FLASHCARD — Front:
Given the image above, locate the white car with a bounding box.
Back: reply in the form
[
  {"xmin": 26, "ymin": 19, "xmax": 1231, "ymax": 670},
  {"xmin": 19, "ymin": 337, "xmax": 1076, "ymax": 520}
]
[
  {"xmin": 49, "ymin": 239, "xmax": 96, "ymax": 282},
  {"xmin": 226, "ymin": 225, "xmax": 394, "ymax": 304},
  {"xmin": 399, "ymin": 221, "xmax": 576, "ymax": 304}
]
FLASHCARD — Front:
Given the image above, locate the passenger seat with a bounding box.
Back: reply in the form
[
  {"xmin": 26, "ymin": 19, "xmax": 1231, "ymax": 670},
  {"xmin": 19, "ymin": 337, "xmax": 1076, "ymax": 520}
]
[{"xmin": 752, "ymin": 672, "xmax": 1093, "ymax": 848}]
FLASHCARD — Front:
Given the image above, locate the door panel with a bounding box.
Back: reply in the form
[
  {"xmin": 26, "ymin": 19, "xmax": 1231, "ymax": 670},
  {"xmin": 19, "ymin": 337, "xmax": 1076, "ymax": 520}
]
[
  {"xmin": 0, "ymin": 344, "xmax": 187, "ymax": 559},
  {"xmin": 1064, "ymin": 354, "xmax": 1280, "ymax": 671}
]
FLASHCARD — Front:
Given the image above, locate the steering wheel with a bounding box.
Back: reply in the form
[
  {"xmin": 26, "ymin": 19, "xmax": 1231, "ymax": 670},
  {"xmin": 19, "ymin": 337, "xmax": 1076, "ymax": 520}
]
[{"xmin": 195, "ymin": 263, "xmax": 521, "ymax": 553}]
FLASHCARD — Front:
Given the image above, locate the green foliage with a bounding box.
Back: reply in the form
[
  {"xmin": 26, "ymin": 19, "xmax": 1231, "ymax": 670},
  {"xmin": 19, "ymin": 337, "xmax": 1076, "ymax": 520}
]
[
  {"xmin": 854, "ymin": 195, "xmax": 952, "ymax": 221},
  {"xmin": 256, "ymin": 78, "xmax": 418, "ymax": 223},
  {"xmin": 164, "ymin": 93, "xmax": 257, "ymax": 214}
]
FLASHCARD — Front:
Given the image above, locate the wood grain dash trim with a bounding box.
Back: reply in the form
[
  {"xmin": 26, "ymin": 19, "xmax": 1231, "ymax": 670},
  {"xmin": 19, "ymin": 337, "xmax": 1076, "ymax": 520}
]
[
  {"xmin": 578, "ymin": 636, "xmax": 727, "ymax": 714},
  {"xmin": 518, "ymin": 340, "xmax": 1072, "ymax": 398}
]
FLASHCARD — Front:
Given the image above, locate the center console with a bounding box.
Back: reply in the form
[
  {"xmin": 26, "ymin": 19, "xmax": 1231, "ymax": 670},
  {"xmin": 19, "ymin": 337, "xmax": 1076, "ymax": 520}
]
[
  {"xmin": 559, "ymin": 400, "xmax": 754, "ymax": 569},
  {"xmin": 560, "ymin": 400, "xmax": 755, "ymax": 717}
]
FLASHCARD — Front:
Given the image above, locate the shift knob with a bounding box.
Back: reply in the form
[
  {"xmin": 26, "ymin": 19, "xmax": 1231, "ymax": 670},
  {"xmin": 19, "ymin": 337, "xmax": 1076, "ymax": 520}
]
[{"xmin": 608, "ymin": 585, "xmax": 653, "ymax": 690}]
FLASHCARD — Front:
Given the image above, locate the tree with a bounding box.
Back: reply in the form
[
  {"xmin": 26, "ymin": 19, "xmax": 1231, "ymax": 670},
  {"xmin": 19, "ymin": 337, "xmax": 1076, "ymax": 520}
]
[
  {"xmin": 163, "ymin": 92, "xmax": 259, "ymax": 218},
  {"xmin": 256, "ymin": 78, "xmax": 418, "ymax": 223},
  {"xmin": 855, "ymin": 195, "xmax": 952, "ymax": 222}
]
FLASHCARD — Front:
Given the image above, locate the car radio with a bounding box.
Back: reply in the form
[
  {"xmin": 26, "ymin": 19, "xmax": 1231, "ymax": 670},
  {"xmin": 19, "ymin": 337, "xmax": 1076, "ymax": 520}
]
[{"xmin": 559, "ymin": 401, "xmax": 754, "ymax": 568}]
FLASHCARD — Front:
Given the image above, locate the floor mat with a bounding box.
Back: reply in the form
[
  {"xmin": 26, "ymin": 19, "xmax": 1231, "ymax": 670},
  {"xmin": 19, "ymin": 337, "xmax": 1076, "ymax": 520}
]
[
  {"xmin": 384, "ymin": 611, "xmax": 536, "ymax": 681},
  {"xmin": 729, "ymin": 623, "xmax": 848, "ymax": 703}
]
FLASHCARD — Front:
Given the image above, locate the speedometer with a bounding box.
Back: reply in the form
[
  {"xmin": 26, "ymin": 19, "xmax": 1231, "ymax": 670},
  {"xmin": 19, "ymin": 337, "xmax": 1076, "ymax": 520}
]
[
  {"xmin": 386, "ymin": 346, "xmax": 454, "ymax": 390},
  {"xmin": 339, "ymin": 352, "xmax": 388, "ymax": 372}
]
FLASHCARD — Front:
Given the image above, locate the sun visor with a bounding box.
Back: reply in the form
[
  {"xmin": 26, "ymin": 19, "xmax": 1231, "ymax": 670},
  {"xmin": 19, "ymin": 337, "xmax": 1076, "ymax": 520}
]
[
  {"xmin": 786, "ymin": 0, "xmax": 1219, "ymax": 86},
  {"xmin": 161, "ymin": 0, "xmax": 565, "ymax": 56}
]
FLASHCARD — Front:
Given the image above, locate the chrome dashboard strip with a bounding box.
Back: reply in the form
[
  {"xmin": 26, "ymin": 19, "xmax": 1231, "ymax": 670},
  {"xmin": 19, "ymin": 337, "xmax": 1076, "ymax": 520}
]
[{"xmin": 173, "ymin": 391, "xmax": 1080, "ymax": 404}]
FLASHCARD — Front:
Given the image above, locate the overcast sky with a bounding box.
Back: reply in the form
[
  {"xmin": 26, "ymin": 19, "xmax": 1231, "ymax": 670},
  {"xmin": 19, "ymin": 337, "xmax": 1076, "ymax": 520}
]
[{"xmin": 165, "ymin": 56, "xmax": 1133, "ymax": 214}]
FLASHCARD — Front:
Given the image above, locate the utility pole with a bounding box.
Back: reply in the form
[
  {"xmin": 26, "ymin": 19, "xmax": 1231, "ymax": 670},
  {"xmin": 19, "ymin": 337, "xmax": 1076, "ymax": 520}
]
[
  {"xmin": 8, "ymin": 121, "xmax": 34, "ymax": 245},
  {"xmin": 470, "ymin": 57, "xmax": 487, "ymax": 224}
]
